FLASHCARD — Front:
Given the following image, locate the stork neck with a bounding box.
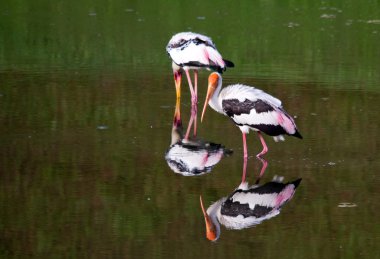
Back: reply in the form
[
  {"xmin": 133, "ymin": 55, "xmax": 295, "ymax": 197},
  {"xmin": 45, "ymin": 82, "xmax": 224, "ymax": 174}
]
[
  {"xmin": 172, "ymin": 62, "xmax": 181, "ymax": 72},
  {"xmin": 209, "ymin": 79, "xmax": 224, "ymax": 115},
  {"xmin": 170, "ymin": 126, "xmax": 182, "ymax": 145},
  {"xmin": 207, "ymin": 198, "xmax": 224, "ymax": 241}
]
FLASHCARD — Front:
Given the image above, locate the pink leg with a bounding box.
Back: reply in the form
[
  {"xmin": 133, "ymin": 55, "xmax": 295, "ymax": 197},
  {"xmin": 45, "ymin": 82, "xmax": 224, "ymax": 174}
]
[
  {"xmin": 184, "ymin": 69, "xmax": 196, "ymax": 106},
  {"xmin": 241, "ymin": 156, "xmax": 248, "ymax": 183},
  {"xmin": 194, "ymin": 70, "xmax": 198, "ymax": 105},
  {"xmin": 192, "ymin": 104, "xmax": 197, "ymax": 137},
  {"xmin": 256, "ymin": 132, "xmax": 268, "ymax": 157},
  {"xmin": 242, "ymin": 132, "xmax": 248, "ymax": 159},
  {"xmin": 193, "ymin": 70, "xmax": 198, "ymax": 137},
  {"xmin": 184, "ymin": 112, "xmax": 195, "ymax": 140},
  {"xmin": 255, "ymin": 157, "xmax": 268, "ymax": 184}
]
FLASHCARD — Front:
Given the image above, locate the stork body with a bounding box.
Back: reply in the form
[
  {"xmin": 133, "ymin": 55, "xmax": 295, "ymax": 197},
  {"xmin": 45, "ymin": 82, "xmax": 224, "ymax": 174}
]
[
  {"xmin": 201, "ymin": 73, "xmax": 302, "ymax": 158},
  {"xmin": 200, "ymin": 177, "xmax": 302, "ymax": 241},
  {"xmin": 165, "ymin": 141, "xmax": 230, "ymax": 176},
  {"xmin": 166, "ymin": 32, "xmax": 234, "ymax": 106}
]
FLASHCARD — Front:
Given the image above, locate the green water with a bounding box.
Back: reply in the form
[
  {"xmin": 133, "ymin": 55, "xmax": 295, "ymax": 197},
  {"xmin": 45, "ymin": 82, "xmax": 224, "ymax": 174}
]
[{"xmin": 1, "ymin": 0, "xmax": 380, "ymax": 258}]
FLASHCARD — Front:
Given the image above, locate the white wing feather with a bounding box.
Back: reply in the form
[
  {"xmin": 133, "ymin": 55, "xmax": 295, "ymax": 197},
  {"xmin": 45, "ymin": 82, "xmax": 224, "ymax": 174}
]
[
  {"xmin": 220, "ymin": 84, "xmax": 282, "ymax": 107},
  {"xmin": 167, "ymin": 32, "xmax": 226, "ymax": 68}
]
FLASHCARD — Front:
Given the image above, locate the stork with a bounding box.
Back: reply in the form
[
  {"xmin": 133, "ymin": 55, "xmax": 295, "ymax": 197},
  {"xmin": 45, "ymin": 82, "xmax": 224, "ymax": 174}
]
[
  {"xmin": 166, "ymin": 32, "xmax": 234, "ymax": 105},
  {"xmin": 200, "ymin": 159, "xmax": 302, "ymax": 241},
  {"xmin": 201, "ymin": 72, "xmax": 302, "ymax": 159}
]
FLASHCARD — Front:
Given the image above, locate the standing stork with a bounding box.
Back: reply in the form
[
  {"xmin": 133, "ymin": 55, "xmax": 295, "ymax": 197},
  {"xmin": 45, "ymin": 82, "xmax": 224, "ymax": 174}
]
[
  {"xmin": 200, "ymin": 174, "xmax": 302, "ymax": 241},
  {"xmin": 166, "ymin": 32, "xmax": 234, "ymax": 107},
  {"xmin": 201, "ymin": 72, "xmax": 302, "ymax": 159}
]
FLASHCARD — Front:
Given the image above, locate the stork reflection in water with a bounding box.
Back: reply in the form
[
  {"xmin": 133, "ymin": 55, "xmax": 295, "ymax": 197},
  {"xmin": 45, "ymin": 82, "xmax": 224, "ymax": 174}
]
[
  {"xmin": 165, "ymin": 98, "xmax": 232, "ymax": 176},
  {"xmin": 200, "ymin": 158, "xmax": 302, "ymax": 241}
]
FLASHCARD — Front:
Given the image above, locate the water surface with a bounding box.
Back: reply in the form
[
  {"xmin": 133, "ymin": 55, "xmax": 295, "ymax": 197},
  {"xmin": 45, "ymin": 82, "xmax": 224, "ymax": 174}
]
[{"xmin": 1, "ymin": 0, "xmax": 380, "ymax": 258}]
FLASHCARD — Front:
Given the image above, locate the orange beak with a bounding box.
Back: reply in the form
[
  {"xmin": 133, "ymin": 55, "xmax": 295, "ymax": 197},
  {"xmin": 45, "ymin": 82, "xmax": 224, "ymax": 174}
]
[
  {"xmin": 173, "ymin": 97, "xmax": 181, "ymax": 128},
  {"xmin": 200, "ymin": 195, "xmax": 217, "ymax": 241},
  {"xmin": 174, "ymin": 70, "xmax": 182, "ymax": 100},
  {"xmin": 201, "ymin": 73, "xmax": 219, "ymax": 122}
]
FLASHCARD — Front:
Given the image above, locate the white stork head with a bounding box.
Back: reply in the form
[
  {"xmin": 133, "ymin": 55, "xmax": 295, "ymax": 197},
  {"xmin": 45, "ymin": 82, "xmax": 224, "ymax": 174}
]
[
  {"xmin": 200, "ymin": 195, "xmax": 221, "ymax": 241},
  {"xmin": 201, "ymin": 72, "xmax": 222, "ymax": 122}
]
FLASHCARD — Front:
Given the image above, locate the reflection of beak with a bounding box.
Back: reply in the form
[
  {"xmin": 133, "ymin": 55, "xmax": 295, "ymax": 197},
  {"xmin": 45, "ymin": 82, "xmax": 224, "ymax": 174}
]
[
  {"xmin": 201, "ymin": 83, "xmax": 216, "ymax": 123},
  {"xmin": 200, "ymin": 195, "xmax": 217, "ymax": 241},
  {"xmin": 174, "ymin": 71, "xmax": 182, "ymax": 100},
  {"xmin": 173, "ymin": 98, "xmax": 181, "ymax": 128}
]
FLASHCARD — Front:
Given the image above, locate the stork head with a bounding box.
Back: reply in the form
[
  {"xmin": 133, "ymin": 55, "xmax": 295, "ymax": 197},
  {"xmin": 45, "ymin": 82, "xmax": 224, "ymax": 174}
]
[
  {"xmin": 200, "ymin": 195, "xmax": 219, "ymax": 241},
  {"xmin": 201, "ymin": 72, "xmax": 222, "ymax": 122}
]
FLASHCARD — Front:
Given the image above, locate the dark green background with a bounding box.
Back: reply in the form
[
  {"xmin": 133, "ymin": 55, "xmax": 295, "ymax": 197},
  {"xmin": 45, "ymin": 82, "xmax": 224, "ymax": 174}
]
[{"xmin": 1, "ymin": 0, "xmax": 379, "ymax": 258}]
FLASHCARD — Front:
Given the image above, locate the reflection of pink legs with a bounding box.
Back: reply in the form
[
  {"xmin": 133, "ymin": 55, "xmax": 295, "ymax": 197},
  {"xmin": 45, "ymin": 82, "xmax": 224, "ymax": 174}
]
[
  {"xmin": 194, "ymin": 70, "xmax": 198, "ymax": 105},
  {"xmin": 256, "ymin": 132, "xmax": 268, "ymax": 157},
  {"xmin": 192, "ymin": 101, "xmax": 197, "ymax": 137},
  {"xmin": 241, "ymin": 156, "xmax": 248, "ymax": 183},
  {"xmin": 241, "ymin": 133, "xmax": 248, "ymax": 183},
  {"xmin": 184, "ymin": 113, "xmax": 194, "ymax": 140},
  {"xmin": 241, "ymin": 155, "xmax": 268, "ymax": 184},
  {"xmin": 241, "ymin": 132, "xmax": 268, "ymax": 184},
  {"xmin": 184, "ymin": 104, "xmax": 197, "ymax": 140},
  {"xmin": 183, "ymin": 69, "xmax": 198, "ymax": 140},
  {"xmin": 193, "ymin": 70, "xmax": 198, "ymax": 136},
  {"xmin": 255, "ymin": 157, "xmax": 268, "ymax": 184}
]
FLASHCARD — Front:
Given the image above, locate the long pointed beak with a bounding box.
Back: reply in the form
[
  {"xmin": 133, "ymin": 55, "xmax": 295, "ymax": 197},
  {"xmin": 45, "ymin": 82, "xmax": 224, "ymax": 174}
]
[
  {"xmin": 200, "ymin": 195, "xmax": 217, "ymax": 241},
  {"xmin": 174, "ymin": 71, "xmax": 182, "ymax": 100},
  {"xmin": 173, "ymin": 98, "xmax": 181, "ymax": 128},
  {"xmin": 201, "ymin": 83, "xmax": 216, "ymax": 123}
]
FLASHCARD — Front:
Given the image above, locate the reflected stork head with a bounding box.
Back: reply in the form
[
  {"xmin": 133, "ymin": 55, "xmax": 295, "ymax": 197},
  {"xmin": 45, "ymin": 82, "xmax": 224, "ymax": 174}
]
[{"xmin": 200, "ymin": 195, "xmax": 220, "ymax": 241}]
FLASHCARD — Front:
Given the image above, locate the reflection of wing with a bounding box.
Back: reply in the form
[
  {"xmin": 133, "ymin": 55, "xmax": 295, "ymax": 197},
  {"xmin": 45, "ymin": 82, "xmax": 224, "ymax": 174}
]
[
  {"xmin": 165, "ymin": 141, "xmax": 232, "ymax": 176},
  {"xmin": 219, "ymin": 178, "xmax": 301, "ymax": 229}
]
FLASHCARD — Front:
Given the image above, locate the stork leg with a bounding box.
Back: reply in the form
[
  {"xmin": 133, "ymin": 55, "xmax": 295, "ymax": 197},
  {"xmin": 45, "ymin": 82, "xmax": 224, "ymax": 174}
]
[
  {"xmin": 184, "ymin": 69, "xmax": 196, "ymax": 106},
  {"xmin": 194, "ymin": 70, "xmax": 198, "ymax": 105},
  {"xmin": 184, "ymin": 111, "xmax": 196, "ymax": 140},
  {"xmin": 255, "ymin": 157, "xmax": 268, "ymax": 185},
  {"xmin": 256, "ymin": 132, "xmax": 268, "ymax": 157},
  {"xmin": 242, "ymin": 132, "xmax": 248, "ymax": 159},
  {"xmin": 241, "ymin": 156, "xmax": 248, "ymax": 183},
  {"xmin": 193, "ymin": 70, "xmax": 198, "ymax": 136},
  {"xmin": 191, "ymin": 104, "xmax": 197, "ymax": 137}
]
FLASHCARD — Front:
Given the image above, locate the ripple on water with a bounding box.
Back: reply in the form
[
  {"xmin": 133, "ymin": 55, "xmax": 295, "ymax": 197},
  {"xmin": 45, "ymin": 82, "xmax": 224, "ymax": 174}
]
[{"xmin": 338, "ymin": 202, "xmax": 357, "ymax": 208}]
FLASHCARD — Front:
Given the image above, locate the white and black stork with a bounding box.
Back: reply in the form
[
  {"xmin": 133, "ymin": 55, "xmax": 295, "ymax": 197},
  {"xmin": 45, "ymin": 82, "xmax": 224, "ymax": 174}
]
[
  {"xmin": 201, "ymin": 72, "xmax": 302, "ymax": 159},
  {"xmin": 166, "ymin": 32, "xmax": 234, "ymax": 106},
  {"xmin": 200, "ymin": 174, "xmax": 302, "ymax": 241}
]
